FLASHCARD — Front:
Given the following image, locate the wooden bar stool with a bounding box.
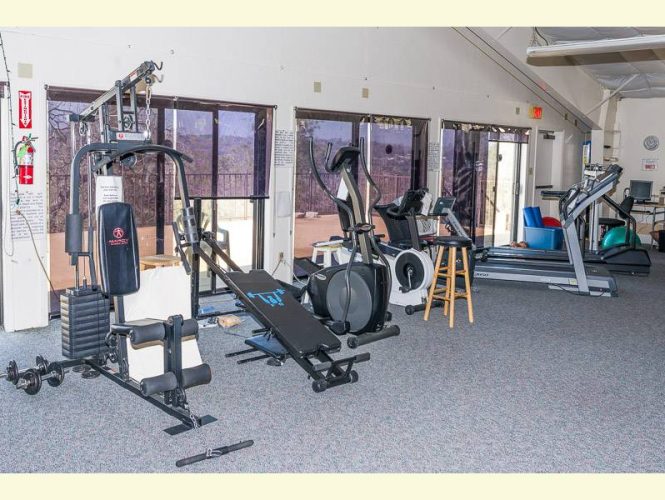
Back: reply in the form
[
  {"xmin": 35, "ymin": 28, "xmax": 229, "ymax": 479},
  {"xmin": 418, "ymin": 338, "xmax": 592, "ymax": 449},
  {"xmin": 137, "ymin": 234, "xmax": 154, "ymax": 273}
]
[{"xmin": 424, "ymin": 236, "xmax": 474, "ymax": 328}]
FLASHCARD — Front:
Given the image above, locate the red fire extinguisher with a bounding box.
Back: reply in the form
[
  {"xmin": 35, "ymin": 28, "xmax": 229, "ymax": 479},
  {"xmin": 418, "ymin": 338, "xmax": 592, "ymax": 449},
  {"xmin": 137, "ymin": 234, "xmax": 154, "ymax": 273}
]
[{"xmin": 16, "ymin": 135, "xmax": 36, "ymax": 185}]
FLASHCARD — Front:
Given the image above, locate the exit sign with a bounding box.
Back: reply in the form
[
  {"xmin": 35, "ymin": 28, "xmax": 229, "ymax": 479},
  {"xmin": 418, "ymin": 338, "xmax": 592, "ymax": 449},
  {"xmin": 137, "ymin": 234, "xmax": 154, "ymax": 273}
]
[{"xmin": 529, "ymin": 105, "xmax": 543, "ymax": 119}]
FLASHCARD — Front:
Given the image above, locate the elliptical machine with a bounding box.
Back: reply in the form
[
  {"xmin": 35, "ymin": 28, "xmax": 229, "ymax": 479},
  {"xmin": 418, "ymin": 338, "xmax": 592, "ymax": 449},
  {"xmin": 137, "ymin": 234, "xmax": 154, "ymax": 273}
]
[{"xmin": 306, "ymin": 139, "xmax": 400, "ymax": 349}]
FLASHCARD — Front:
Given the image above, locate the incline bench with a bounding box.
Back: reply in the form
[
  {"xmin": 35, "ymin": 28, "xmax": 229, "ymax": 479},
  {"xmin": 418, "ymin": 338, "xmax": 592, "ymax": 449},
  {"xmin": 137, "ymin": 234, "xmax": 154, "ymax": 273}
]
[{"xmin": 175, "ymin": 226, "xmax": 370, "ymax": 393}]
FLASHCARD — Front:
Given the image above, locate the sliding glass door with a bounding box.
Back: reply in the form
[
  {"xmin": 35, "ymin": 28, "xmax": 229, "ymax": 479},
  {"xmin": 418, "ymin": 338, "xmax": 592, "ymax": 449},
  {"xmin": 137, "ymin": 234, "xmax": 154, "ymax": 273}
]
[{"xmin": 442, "ymin": 121, "xmax": 529, "ymax": 248}]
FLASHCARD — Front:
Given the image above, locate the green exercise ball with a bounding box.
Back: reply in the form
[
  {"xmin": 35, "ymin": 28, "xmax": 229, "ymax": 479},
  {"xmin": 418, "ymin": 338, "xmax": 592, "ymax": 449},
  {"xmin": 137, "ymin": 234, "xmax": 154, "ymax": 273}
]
[{"xmin": 601, "ymin": 226, "xmax": 640, "ymax": 250}]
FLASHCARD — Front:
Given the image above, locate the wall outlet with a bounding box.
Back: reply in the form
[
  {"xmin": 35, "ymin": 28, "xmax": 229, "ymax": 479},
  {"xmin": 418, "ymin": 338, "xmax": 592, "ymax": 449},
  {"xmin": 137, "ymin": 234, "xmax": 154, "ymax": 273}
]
[
  {"xmin": 278, "ymin": 251, "xmax": 284, "ymax": 262},
  {"xmin": 313, "ymin": 81, "xmax": 322, "ymax": 93},
  {"xmin": 362, "ymin": 87, "xmax": 369, "ymax": 98}
]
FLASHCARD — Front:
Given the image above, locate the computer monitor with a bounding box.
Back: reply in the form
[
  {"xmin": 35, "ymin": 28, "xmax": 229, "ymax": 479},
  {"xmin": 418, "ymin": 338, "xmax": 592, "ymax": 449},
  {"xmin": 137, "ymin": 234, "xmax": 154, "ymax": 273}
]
[{"xmin": 629, "ymin": 180, "xmax": 653, "ymax": 202}]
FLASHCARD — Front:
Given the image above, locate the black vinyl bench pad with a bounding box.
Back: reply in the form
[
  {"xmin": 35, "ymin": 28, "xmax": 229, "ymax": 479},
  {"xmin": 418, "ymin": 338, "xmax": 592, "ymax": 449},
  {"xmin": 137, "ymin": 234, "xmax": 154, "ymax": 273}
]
[{"xmin": 226, "ymin": 270, "xmax": 341, "ymax": 356}]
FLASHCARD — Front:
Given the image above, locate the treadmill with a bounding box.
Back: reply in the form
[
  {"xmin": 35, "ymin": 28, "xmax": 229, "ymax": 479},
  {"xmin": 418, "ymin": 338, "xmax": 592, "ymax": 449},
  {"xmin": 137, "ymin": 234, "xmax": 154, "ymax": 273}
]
[
  {"xmin": 484, "ymin": 164, "xmax": 650, "ymax": 276},
  {"xmin": 471, "ymin": 165, "xmax": 624, "ymax": 296}
]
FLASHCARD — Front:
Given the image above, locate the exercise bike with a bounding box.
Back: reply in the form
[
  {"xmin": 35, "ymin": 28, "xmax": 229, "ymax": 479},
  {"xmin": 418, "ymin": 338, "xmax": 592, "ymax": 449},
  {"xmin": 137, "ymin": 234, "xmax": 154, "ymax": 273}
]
[
  {"xmin": 373, "ymin": 189, "xmax": 437, "ymax": 308},
  {"xmin": 338, "ymin": 147, "xmax": 475, "ymax": 315},
  {"xmin": 306, "ymin": 139, "xmax": 400, "ymax": 349}
]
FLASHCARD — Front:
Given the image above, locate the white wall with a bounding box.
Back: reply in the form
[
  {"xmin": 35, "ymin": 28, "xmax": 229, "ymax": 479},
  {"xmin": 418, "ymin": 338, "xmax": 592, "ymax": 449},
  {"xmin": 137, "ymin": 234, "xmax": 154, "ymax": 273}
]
[
  {"xmin": 1, "ymin": 27, "xmax": 591, "ymax": 330},
  {"xmin": 614, "ymin": 98, "xmax": 665, "ymax": 198},
  {"xmin": 481, "ymin": 27, "xmax": 605, "ymax": 128}
]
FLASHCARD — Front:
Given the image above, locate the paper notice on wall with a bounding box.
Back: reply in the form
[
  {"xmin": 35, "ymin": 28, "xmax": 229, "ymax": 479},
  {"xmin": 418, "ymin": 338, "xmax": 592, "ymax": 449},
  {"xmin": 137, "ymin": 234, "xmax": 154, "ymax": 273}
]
[
  {"xmin": 96, "ymin": 175, "xmax": 124, "ymax": 209},
  {"xmin": 10, "ymin": 191, "xmax": 45, "ymax": 240},
  {"xmin": 427, "ymin": 142, "xmax": 440, "ymax": 171},
  {"xmin": 275, "ymin": 130, "xmax": 295, "ymax": 169},
  {"xmin": 275, "ymin": 191, "xmax": 292, "ymax": 218}
]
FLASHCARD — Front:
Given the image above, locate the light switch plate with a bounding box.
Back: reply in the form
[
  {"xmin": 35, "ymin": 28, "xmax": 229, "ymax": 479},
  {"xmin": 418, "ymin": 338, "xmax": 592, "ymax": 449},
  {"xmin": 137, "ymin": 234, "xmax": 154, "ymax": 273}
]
[{"xmin": 17, "ymin": 63, "xmax": 33, "ymax": 78}]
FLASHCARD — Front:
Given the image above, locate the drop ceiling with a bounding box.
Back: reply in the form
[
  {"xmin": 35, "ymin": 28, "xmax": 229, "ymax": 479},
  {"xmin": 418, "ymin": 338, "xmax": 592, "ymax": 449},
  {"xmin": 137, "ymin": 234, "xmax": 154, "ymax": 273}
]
[{"xmin": 535, "ymin": 27, "xmax": 665, "ymax": 98}]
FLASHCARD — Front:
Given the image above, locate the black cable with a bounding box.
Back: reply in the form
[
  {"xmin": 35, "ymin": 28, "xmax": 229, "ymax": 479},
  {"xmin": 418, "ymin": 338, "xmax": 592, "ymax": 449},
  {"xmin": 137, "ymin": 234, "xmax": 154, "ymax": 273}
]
[
  {"xmin": 270, "ymin": 258, "xmax": 282, "ymax": 276},
  {"xmin": 221, "ymin": 329, "xmax": 250, "ymax": 340},
  {"xmin": 548, "ymin": 283, "xmax": 604, "ymax": 298},
  {"xmin": 1, "ymin": 31, "xmax": 20, "ymax": 257}
]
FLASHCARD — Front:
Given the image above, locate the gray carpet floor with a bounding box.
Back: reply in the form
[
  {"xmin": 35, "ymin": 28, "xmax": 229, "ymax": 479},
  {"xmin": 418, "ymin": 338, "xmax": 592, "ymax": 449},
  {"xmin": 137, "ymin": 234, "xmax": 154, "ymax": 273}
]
[{"xmin": 1, "ymin": 252, "xmax": 665, "ymax": 473}]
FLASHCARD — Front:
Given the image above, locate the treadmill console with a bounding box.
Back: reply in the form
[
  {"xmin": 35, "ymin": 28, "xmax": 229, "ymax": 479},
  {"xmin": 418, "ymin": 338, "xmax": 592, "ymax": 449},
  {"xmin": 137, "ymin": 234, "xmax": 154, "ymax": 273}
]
[{"xmin": 430, "ymin": 196, "xmax": 456, "ymax": 216}]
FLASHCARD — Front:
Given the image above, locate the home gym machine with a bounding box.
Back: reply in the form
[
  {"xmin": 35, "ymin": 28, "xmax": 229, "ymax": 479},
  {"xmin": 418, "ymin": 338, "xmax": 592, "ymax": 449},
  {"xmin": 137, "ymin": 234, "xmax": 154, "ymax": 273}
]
[
  {"xmin": 304, "ymin": 139, "xmax": 400, "ymax": 347},
  {"xmin": 1, "ymin": 62, "xmax": 226, "ymax": 438}
]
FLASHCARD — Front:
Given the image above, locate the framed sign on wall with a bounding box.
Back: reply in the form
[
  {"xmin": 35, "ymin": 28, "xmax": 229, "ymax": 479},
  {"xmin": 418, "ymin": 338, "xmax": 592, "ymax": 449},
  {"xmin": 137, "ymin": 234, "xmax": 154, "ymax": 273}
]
[{"xmin": 642, "ymin": 158, "xmax": 658, "ymax": 171}]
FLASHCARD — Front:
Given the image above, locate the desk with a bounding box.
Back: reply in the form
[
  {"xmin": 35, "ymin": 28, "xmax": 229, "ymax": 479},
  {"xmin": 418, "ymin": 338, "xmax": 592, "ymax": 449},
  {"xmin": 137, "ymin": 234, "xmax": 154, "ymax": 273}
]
[{"xmin": 631, "ymin": 202, "xmax": 665, "ymax": 246}]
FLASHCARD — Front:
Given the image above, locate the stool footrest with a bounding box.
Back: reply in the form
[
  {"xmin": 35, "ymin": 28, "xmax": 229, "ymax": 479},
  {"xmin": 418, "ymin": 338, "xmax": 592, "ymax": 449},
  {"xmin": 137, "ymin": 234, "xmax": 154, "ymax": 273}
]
[{"xmin": 424, "ymin": 243, "xmax": 474, "ymax": 327}]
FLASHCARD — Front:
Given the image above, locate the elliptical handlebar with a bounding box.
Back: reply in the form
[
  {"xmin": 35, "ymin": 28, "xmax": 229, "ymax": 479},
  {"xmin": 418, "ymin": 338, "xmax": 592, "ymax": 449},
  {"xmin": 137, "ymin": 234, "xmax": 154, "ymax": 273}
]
[
  {"xmin": 323, "ymin": 142, "xmax": 333, "ymax": 173},
  {"xmin": 358, "ymin": 137, "xmax": 382, "ymax": 212},
  {"xmin": 308, "ymin": 138, "xmax": 356, "ymax": 233}
]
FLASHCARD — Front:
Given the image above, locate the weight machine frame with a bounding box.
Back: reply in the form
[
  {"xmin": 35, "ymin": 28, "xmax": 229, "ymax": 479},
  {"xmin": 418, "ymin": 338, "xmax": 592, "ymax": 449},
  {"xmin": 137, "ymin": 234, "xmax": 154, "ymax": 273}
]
[{"xmin": 61, "ymin": 62, "xmax": 215, "ymax": 434}]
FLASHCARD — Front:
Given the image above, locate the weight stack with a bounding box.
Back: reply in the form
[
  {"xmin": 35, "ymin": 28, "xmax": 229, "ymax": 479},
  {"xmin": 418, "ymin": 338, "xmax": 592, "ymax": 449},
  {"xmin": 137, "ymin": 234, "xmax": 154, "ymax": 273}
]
[{"xmin": 60, "ymin": 287, "xmax": 110, "ymax": 359}]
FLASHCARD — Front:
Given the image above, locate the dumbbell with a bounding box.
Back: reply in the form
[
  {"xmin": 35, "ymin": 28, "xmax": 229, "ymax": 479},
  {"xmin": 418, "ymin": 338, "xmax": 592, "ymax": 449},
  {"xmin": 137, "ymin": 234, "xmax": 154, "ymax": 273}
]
[
  {"xmin": 0, "ymin": 355, "xmax": 49, "ymax": 385},
  {"xmin": 15, "ymin": 362, "xmax": 67, "ymax": 395}
]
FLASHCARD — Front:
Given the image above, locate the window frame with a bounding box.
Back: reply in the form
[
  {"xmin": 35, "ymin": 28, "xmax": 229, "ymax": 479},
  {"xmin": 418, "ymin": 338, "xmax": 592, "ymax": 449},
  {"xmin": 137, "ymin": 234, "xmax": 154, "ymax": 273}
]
[
  {"xmin": 293, "ymin": 107, "xmax": 430, "ymax": 260},
  {"xmin": 45, "ymin": 86, "xmax": 275, "ymax": 316}
]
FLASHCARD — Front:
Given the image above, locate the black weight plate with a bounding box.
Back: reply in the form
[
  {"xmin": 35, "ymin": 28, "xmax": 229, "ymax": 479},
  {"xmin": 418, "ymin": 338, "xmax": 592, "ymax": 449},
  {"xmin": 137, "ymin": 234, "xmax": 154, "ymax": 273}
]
[
  {"xmin": 46, "ymin": 362, "xmax": 65, "ymax": 388},
  {"xmin": 6, "ymin": 360, "xmax": 19, "ymax": 384},
  {"xmin": 23, "ymin": 369, "xmax": 42, "ymax": 396},
  {"xmin": 81, "ymin": 369, "xmax": 100, "ymax": 379},
  {"xmin": 35, "ymin": 355, "xmax": 49, "ymax": 375}
]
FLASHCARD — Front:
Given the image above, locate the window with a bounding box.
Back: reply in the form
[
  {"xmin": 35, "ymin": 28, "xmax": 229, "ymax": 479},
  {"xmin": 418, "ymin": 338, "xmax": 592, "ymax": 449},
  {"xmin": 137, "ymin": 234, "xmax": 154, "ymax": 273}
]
[
  {"xmin": 170, "ymin": 100, "xmax": 272, "ymax": 313},
  {"xmin": 46, "ymin": 88, "xmax": 273, "ymax": 316},
  {"xmin": 294, "ymin": 108, "xmax": 428, "ymax": 260},
  {"xmin": 294, "ymin": 113, "xmax": 360, "ymax": 258},
  {"xmin": 365, "ymin": 116, "xmax": 427, "ymax": 237}
]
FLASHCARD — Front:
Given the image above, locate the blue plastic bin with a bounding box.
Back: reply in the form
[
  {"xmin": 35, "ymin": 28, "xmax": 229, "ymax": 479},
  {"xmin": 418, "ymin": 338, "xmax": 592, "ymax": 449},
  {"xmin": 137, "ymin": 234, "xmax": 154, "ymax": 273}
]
[{"xmin": 524, "ymin": 226, "xmax": 563, "ymax": 250}]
